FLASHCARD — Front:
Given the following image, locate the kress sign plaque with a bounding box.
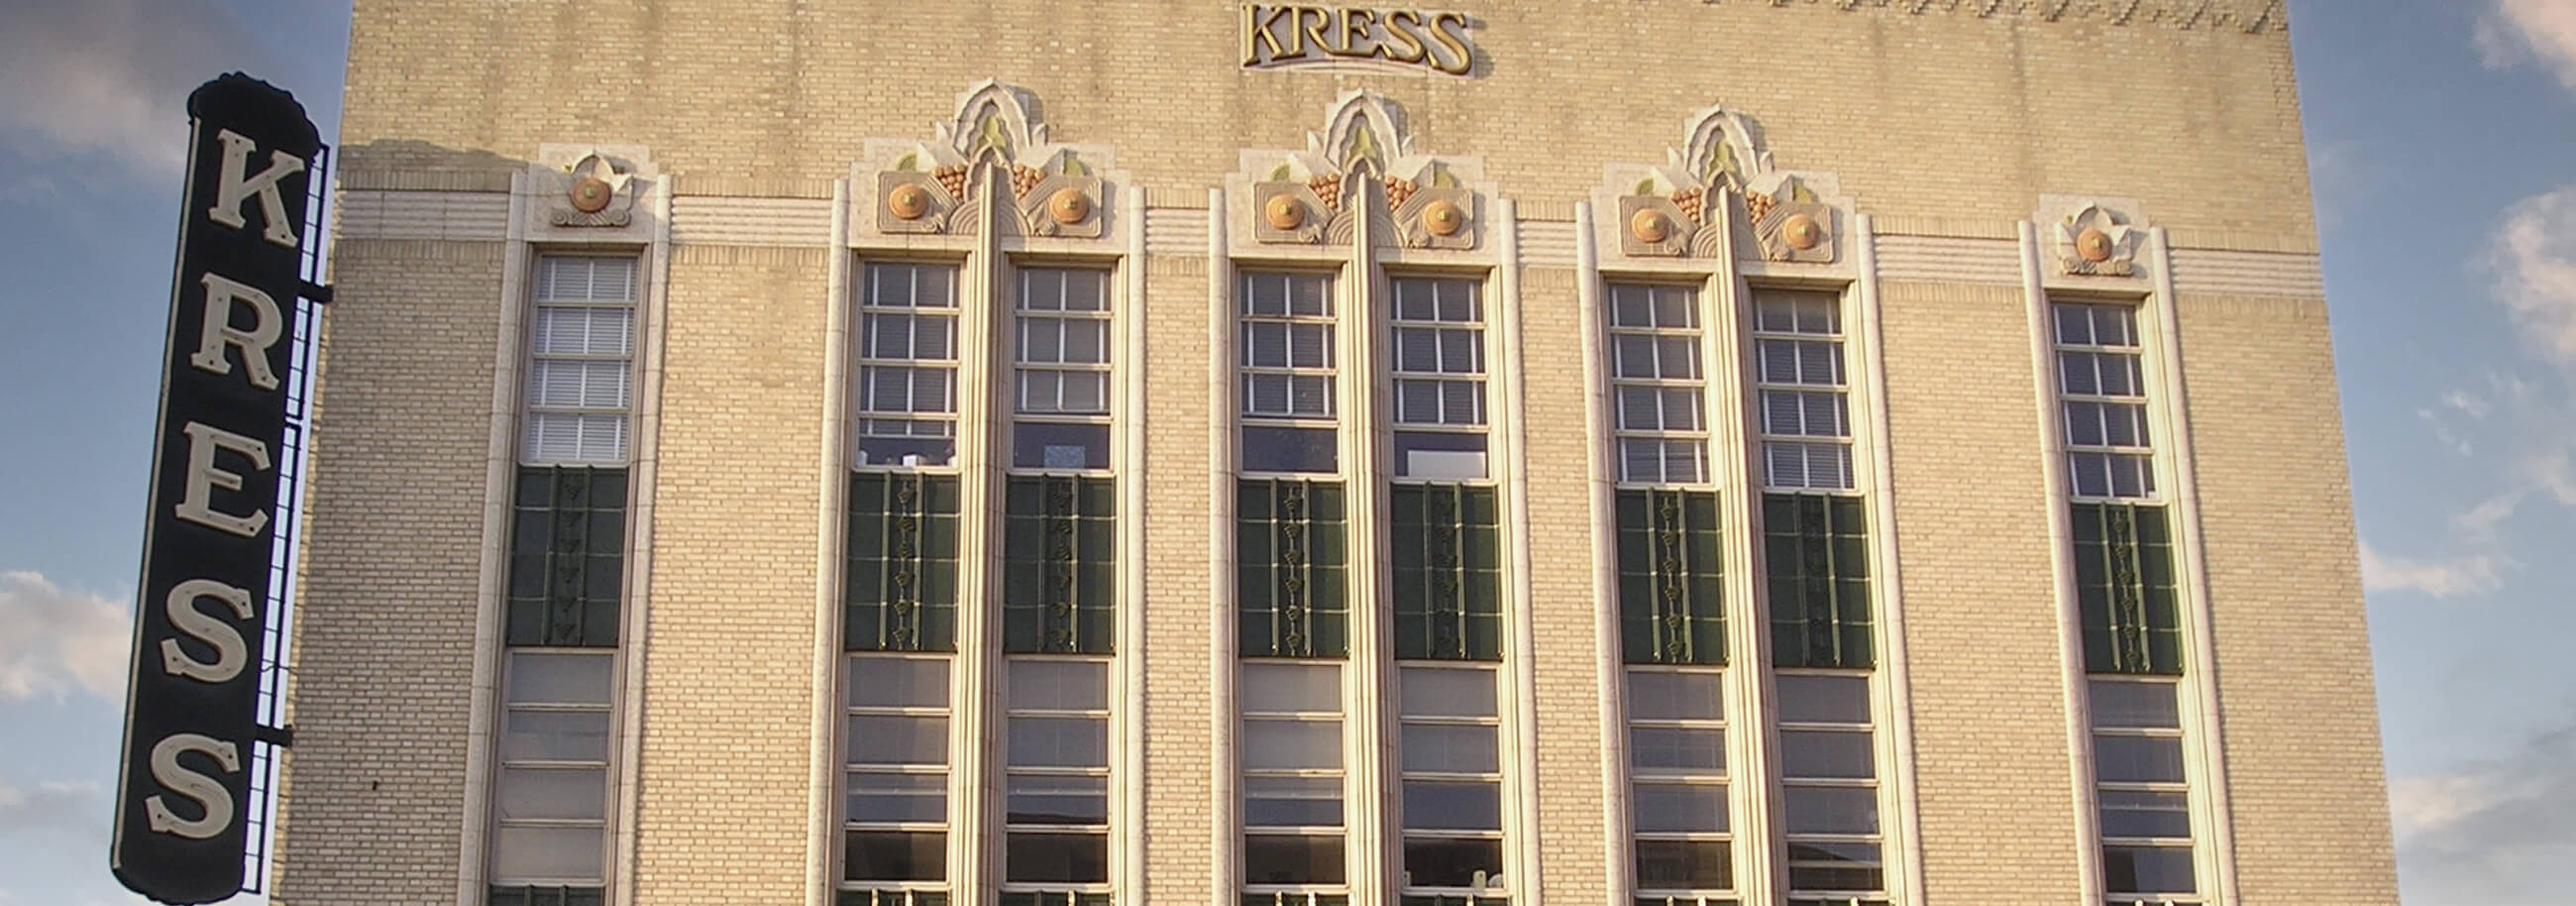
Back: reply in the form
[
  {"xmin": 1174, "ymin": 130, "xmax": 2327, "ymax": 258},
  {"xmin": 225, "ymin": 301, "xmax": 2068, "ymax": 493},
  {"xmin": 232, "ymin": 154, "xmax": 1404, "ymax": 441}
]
[
  {"xmin": 112, "ymin": 72, "xmax": 326, "ymax": 905},
  {"xmin": 1242, "ymin": 4, "xmax": 1478, "ymax": 75}
]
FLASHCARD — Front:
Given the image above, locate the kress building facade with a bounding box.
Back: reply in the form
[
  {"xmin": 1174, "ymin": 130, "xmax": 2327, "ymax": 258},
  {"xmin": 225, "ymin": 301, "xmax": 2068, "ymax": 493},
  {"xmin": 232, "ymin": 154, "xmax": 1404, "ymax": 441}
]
[{"xmin": 280, "ymin": 2, "xmax": 2396, "ymax": 905}]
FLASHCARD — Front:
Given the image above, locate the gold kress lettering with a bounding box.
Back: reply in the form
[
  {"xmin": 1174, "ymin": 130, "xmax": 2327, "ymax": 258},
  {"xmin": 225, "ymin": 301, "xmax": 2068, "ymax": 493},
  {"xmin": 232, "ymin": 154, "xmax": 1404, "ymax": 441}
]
[{"xmin": 1428, "ymin": 10, "xmax": 1472, "ymax": 74}]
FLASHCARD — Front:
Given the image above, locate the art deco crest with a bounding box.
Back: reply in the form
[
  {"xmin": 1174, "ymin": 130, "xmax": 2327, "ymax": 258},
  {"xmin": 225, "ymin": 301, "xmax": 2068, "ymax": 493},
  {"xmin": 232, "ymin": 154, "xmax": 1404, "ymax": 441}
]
[
  {"xmin": 1248, "ymin": 90, "xmax": 1480, "ymax": 250},
  {"xmin": 543, "ymin": 151, "xmax": 641, "ymax": 228},
  {"xmin": 873, "ymin": 79, "xmax": 1108, "ymax": 239},
  {"xmin": 2047, "ymin": 201, "xmax": 2146, "ymax": 277},
  {"xmin": 1610, "ymin": 104, "xmax": 1841, "ymax": 265}
]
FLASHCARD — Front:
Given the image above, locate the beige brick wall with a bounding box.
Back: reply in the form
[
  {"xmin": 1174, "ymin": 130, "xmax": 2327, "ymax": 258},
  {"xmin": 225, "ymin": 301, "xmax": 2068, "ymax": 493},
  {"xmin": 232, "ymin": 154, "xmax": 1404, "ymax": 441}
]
[
  {"xmin": 2176, "ymin": 294, "xmax": 2399, "ymax": 905},
  {"xmin": 1876, "ymin": 279, "xmax": 2087, "ymax": 903},
  {"xmin": 278, "ymin": 239, "xmax": 504, "ymax": 905},
  {"xmin": 1137, "ymin": 254, "xmax": 1216, "ymax": 902},
  {"xmin": 1515, "ymin": 264, "xmax": 1612, "ymax": 902},
  {"xmin": 630, "ymin": 246, "xmax": 833, "ymax": 905}
]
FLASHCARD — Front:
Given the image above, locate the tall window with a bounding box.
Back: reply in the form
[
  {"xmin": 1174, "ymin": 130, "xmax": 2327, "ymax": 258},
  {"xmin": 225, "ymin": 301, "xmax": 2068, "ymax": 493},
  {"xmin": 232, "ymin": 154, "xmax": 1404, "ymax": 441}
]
[
  {"xmin": 2053, "ymin": 302, "xmax": 2153, "ymax": 500},
  {"xmin": 1749, "ymin": 288, "xmax": 1886, "ymax": 906},
  {"xmin": 1003, "ymin": 659, "xmax": 1112, "ymax": 901},
  {"xmin": 843, "ymin": 656, "xmax": 952, "ymax": 904},
  {"xmin": 1775, "ymin": 675, "xmax": 1884, "ymax": 906},
  {"xmin": 2050, "ymin": 299, "xmax": 2200, "ymax": 906},
  {"xmin": 1241, "ymin": 272, "xmax": 1339, "ymax": 474},
  {"xmin": 492, "ymin": 255, "xmax": 638, "ymax": 906},
  {"xmin": 1608, "ymin": 283, "xmax": 1708, "ymax": 486},
  {"xmin": 843, "ymin": 262, "xmax": 968, "ymax": 906},
  {"xmin": 856, "ymin": 263, "xmax": 960, "ymax": 468},
  {"xmin": 1014, "ymin": 268, "xmax": 1112, "ymax": 470},
  {"xmin": 1389, "ymin": 277, "xmax": 1488, "ymax": 480},
  {"xmin": 1241, "ymin": 662, "xmax": 1349, "ymax": 905},
  {"xmin": 1397, "ymin": 665, "xmax": 1506, "ymax": 904}
]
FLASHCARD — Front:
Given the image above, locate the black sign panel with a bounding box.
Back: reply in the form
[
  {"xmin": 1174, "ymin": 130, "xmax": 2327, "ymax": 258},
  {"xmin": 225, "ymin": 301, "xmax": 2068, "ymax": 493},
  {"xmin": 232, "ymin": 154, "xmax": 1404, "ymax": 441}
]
[{"xmin": 113, "ymin": 73, "xmax": 323, "ymax": 905}]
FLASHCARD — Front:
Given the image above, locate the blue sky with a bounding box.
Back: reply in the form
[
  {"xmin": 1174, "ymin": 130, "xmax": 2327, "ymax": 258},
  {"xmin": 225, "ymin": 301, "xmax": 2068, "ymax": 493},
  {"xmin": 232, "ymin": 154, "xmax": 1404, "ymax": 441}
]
[{"xmin": 0, "ymin": 1, "xmax": 2569, "ymax": 904}]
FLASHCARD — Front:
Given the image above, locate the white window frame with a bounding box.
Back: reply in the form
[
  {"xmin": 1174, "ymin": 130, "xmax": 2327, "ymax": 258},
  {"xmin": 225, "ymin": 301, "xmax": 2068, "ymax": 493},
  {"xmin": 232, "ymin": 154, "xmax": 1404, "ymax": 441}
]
[
  {"xmin": 1394, "ymin": 662, "xmax": 1509, "ymax": 900},
  {"xmin": 1625, "ymin": 664, "xmax": 1736, "ymax": 903},
  {"xmin": 1238, "ymin": 269, "xmax": 1344, "ymax": 478},
  {"xmin": 1000, "ymin": 655, "xmax": 1116, "ymax": 897},
  {"xmin": 1772, "ymin": 669, "xmax": 1888, "ymax": 905},
  {"xmin": 1749, "ymin": 288, "xmax": 1855, "ymax": 494},
  {"xmin": 2050, "ymin": 300, "xmax": 2159, "ymax": 503},
  {"xmin": 1239, "ymin": 660, "xmax": 1352, "ymax": 902},
  {"xmin": 1009, "ymin": 266, "xmax": 1116, "ymax": 474},
  {"xmin": 840, "ymin": 651, "xmax": 957, "ymax": 900},
  {"xmin": 1384, "ymin": 275, "xmax": 1494, "ymax": 483},
  {"xmin": 1604, "ymin": 282, "xmax": 1716, "ymax": 489},
  {"xmin": 488, "ymin": 649, "xmax": 617, "ymax": 890}
]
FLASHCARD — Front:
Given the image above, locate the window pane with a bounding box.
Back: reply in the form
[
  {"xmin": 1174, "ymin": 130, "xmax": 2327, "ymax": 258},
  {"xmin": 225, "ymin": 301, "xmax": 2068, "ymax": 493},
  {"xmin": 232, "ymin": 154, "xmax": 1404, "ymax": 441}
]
[
  {"xmin": 1006, "ymin": 831, "xmax": 1108, "ymax": 883},
  {"xmin": 508, "ymin": 652, "xmax": 613, "ymax": 705},
  {"xmin": 491, "ymin": 825, "xmax": 604, "ymax": 881},
  {"xmin": 1402, "ymin": 724, "xmax": 1499, "ymax": 773},
  {"xmin": 845, "ymin": 830, "xmax": 945, "ymax": 882},
  {"xmin": 848, "ymin": 656, "xmax": 949, "ymax": 709},
  {"xmin": 1782, "ymin": 786, "xmax": 1879, "ymax": 835},
  {"xmin": 1242, "ymin": 719, "xmax": 1342, "ymax": 770},
  {"xmin": 847, "ymin": 770, "xmax": 946, "ymax": 823},
  {"xmin": 1784, "ymin": 841, "xmax": 1881, "ymax": 892},
  {"xmin": 1400, "ymin": 667, "xmax": 1497, "ymax": 718},
  {"xmin": 1241, "ymin": 425, "xmax": 1337, "ymax": 474},
  {"xmin": 1245, "ymin": 775, "xmax": 1344, "ymax": 827},
  {"xmin": 1775, "ymin": 675, "xmax": 1871, "ymax": 724},
  {"xmin": 1779, "ymin": 730, "xmax": 1874, "ymax": 779},
  {"xmin": 2090, "ymin": 680, "xmax": 2181, "ymax": 729},
  {"xmin": 1241, "ymin": 663, "xmax": 1341, "ymax": 714},
  {"xmin": 1403, "ymin": 837, "xmax": 1505, "ymax": 888},
  {"xmin": 1007, "ymin": 773, "xmax": 1109, "ymax": 825},
  {"xmin": 495, "ymin": 766, "xmax": 606, "ymax": 821},
  {"xmin": 1246, "ymin": 834, "xmax": 1345, "ymax": 885},
  {"xmin": 1402, "ymin": 780, "xmax": 1501, "ymax": 830},
  {"xmin": 2103, "ymin": 845, "xmax": 2199, "ymax": 895},
  {"xmin": 500, "ymin": 710, "xmax": 611, "ymax": 762},
  {"xmin": 1628, "ymin": 671, "xmax": 1723, "ymax": 722},
  {"xmin": 2098, "ymin": 789, "xmax": 2193, "ymax": 839},
  {"xmin": 2093, "ymin": 735, "xmax": 2187, "ymax": 784},
  {"xmin": 1632, "ymin": 782, "xmax": 1728, "ymax": 833},
  {"xmin": 1007, "ymin": 716, "xmax": 1109, "ymax": 767},
  {"xmin": 1635, "ymin": 839, "xmax": 1732, "ymax": 890},
  {"xmin": 1009, "ymin": 660, "xmax": 1110, "ymax": 711},
  {"xmin": 848, "ymin": 715, "xmax": 948, "ymax": 765},
  {"xmin": 1631, "ymin": 727, "xmax": 1726, "ymax": 773}
]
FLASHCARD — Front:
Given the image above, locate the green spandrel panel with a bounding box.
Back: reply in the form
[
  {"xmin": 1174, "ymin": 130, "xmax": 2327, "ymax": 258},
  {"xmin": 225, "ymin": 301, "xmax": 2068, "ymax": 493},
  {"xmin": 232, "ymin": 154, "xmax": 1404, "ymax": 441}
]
[
  {"xmin": 2073, "ymin": 503, "xmax": 2185, "ymax": 676},
  {"xmin": 846, "ymin": 472, "xmax": 961, "ymax": 652},
  {"xmin": 1617, "ymin": 489, "xmax": 1727, "ymax": 666},
  {"xmin": 1004, "ymin": 476, "xmax": 1118, "ymax": 654},
  {"xmin": 1391, "ymin": 484, "xmax": 1503, "ymax": 661},
  {"xmin": 1763, "ymin": 493, "xmax": 1872, "ymax": 669},
  {"xmin": 505, "ymin": 465, "xmax": 627, "ymax": 647},
  {"xmin": 1239, "ymin": 479, "xmax": 1349, "ymax": 658}
]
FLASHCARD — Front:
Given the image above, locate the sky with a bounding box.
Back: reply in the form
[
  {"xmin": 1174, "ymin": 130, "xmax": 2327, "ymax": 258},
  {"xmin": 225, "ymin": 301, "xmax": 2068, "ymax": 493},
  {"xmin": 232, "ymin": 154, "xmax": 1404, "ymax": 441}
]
[{"xmin": 0, "ymin": 0, "xmax": 2570, "ymax": 904}]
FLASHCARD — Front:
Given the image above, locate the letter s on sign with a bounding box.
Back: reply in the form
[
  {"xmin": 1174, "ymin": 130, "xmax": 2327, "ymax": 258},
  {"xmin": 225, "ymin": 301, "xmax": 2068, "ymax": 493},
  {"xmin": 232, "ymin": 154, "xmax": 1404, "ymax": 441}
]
[
  {"xmin": 161, "ymin": 579, "xmax": 255, "ymax": 683},
  {"xmin": 146, "ymin": 734, "xmax": 241, "ymax": 841}
]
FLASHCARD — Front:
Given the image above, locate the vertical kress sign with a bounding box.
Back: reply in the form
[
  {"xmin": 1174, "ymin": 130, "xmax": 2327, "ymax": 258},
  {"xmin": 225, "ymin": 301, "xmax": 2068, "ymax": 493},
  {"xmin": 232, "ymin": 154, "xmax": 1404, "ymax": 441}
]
[{"xmin": 114, "ymin": 73, "xmax": 326, "ymax": 905}]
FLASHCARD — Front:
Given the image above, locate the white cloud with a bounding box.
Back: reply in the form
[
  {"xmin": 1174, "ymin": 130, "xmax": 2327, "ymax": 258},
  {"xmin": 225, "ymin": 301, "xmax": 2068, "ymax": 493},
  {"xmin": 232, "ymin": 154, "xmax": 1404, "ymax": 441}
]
[
  {"xmin": 0, "ymin": 0, "xmax": 269, "ymax": 176},
  {"xmin": 2479, "ymin": 0, "xmax": 2576, "ymax": 92},
  {"xmin": 2487, "ymin": 186, "xmax": 2576, "ymax": 366},
  {"xmin": 2360, "ymin": 543, "xmax": 2505, "ymax": 599},
  {"xmin": 2393, "ymin": 718, "xmax": 2576, "ymax": 905},
  {"xmin": 0, "ymin": 571, "xmax": 132, "ymax": 703}
]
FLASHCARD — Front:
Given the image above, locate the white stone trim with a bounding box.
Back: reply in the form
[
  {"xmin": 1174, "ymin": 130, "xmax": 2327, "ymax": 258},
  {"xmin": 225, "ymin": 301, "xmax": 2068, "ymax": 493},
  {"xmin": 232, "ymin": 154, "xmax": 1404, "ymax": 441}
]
[
  {"xmin": 1572, "ymin": 198, "xmax": 1635, "ymax": 906},
  {"xmin": 1518, "ymin": 218, "xmax": 1578, "ymax": 270},
  {"xmin": 806, "ymin": 178, "xmax": 855, "ymax": 906},
  {"xmin": 1146, "ymin": 206, "xmax": 1211, "ymax": 257},
  {"xmin": 611, "ymin": 174, "xmax": 676, "ymax": 906},
  {"xmin": 1204, "ymin": 186, "xmax": 1242, "ymax": 906},
  {"xmin": 2022, "ymin": 218, "xmax": 2109, "ymax": 900},
  {"xmin": 668, "ymin": 196, "xmax": 833, "ymax": 247},
  {"xmin": 335, "ymin": 189, "xmax": 508, "ymax": 241},
  {"xmin": 1711, "ymin": 190, "xmax": 1788, "ymax": 905},
  {"xmin": 1118, "ymin": 183, "xmax": 1152, "ymax": 903},
  {"xmin": 1853, "ymin": 216, "xmax": 1931, "ymax": 906},
  {"xmin": 2168, "ymin": 249, "xmax": 2324, "ymax": 298},
  {"xmin": 951, "ymin": 174, "xmax": 1004, "ymax": 905},
  {"xmin": 1872, "ymin": 235, "xmax": 2023, "ymax": 284},
  {"xmin": 1493, "ymin": 197, "xmax": 1548, "ymax": 903}
]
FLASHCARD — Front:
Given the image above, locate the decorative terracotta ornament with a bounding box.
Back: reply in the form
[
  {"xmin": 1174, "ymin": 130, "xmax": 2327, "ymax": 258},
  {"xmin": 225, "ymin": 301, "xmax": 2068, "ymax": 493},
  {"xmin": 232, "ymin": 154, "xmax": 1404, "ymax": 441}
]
[
  {"xmin": 888, "ymin": 183, "xmax": 932, "ymax": 221},
  {"xmin": 1421, "ymin": 198, "xmax": 1465, "ymax": 237},
  {"xmin": 1630, "ymin": 208, "xmax": 1672, "ymax": 244},
  {"xmin": 1047, "ymin": 187, "xmax": 1091, "ymax": 225},
  {"xmin": 570, "ymin": 177, "xmax": 614, "ymax": 214},
  {"xmin": 1264, "ymin": 193, "xmax": 1309, "ymax": 230},
  {"xmin": 1782, "ymin": 213, "xmax": 1825, "ymax": 251},
  {"xmin": 2077, "ymin": 227, "xmax": 2115, "ymax": 263}
]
